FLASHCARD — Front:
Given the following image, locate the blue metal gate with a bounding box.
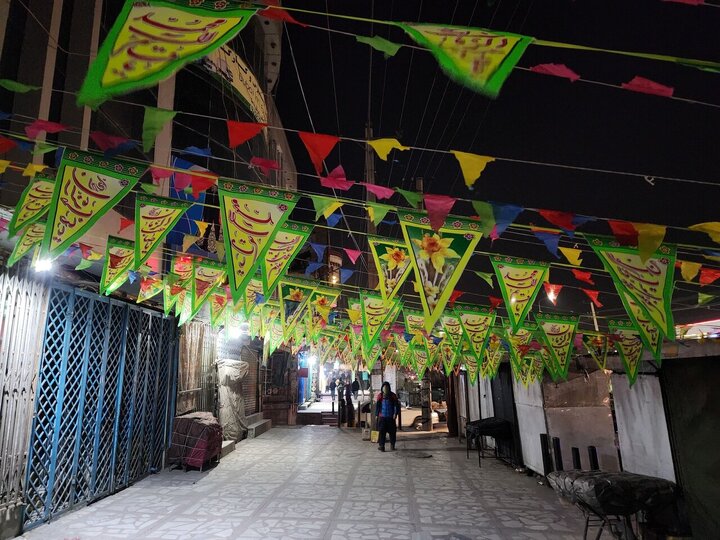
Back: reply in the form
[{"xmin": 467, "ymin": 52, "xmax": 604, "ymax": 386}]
[{"xmin": 23, "ymin": 285, "xmax": 177, "ymax": 528}]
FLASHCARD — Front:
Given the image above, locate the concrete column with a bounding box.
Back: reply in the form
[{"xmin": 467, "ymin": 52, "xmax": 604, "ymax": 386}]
[{"xmin": 79, "ymin": 0, "xmax": 104, "ymax": 151}]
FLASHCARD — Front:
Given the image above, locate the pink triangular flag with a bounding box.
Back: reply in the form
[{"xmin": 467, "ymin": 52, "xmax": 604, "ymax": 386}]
[
  {"xmin": 150, "ymin": 166, "xmax": 173, "ymax": 184},
  {"xmin": 423, "ymin": 194, "xmax": 457, "ymax": 232},
  {"xmin": 529, "ymin": 63, "xmax": 580, "ymax": 82},
  {"xmin": 359, "ymin": 182, "xmax": 395, "ymax": 200},
  {"xmin": 621, "ymin": 76, "xmax": 674, "ymax": 98},
  {"xmin": 190, "ymin": 173, "xmax": 218, "ymax": 199},
  {"xmin": 25, "ymin": 119, "xmax": 68, "ymax": 140},
  {"xmin": 250, "ymin": 156, "xmax": 280, "ymax": 177},
  {"xmin": 90, "ymin": 131, "xmax": 130, "ymax": 151},
  {"xmin": 320, "ymin": 165, "xmax": 355, "ymax": 191},
  {"xmin": 257, "ymin": 6, "xmax": 308, "ymax": 26},
  {"xmin": 343, "ymin": 248, "xmax": 362, "ymax": 264},
  {"xmin": 489, "ymin": 296, "xmax": 503, "ymax": 309}
]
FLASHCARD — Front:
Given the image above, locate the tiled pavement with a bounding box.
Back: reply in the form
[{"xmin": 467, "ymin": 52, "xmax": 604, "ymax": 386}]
[{"xmin": 20, "ymin": 426, "xmax": 586, "ymax": 540}]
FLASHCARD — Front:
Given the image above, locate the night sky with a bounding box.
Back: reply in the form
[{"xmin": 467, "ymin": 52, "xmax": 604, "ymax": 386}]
[{"xmin": 274, "ymin": 0, "xmax": 720, "ymax": 327}]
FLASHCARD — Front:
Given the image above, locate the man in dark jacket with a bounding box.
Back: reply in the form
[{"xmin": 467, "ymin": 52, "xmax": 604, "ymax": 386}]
[
  {"xmin": 375, "ymin": 382, "xmax": 401, "ymax": 452},
  {"xmin": 351, "ymin": 377, "xmax": 360, "ymax": 399}
]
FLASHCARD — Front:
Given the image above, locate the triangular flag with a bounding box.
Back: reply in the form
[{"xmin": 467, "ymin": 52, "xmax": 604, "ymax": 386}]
[
  {"xmin": 279, "ymin": 278, "xmax": 317, "ymax": 339},
  {"xmin": 7, "ymin": 174, "xmax": 54, "ymax": 237},
  {"xmin": 368, "ymin": 236, "xmax": 413, "ymax": 304},
  {"xmin": 183, "ymin": 234, "xmax": 198, "ymax": 252},
  {"xmin": 356, "ymin": 36, "xmax": 402, "ymax": 58},
  {"xmin": 470, "ymin": 201, "xmax": 496, "ymax": 237},
  {"xmin": 491, "ymin": 203, "xmax": 523, "ymax": 239},
  {"xmin": 140, "ymin": 183, "xmax": 159, "ymax": 195},
  {"xmin": 137, "ymin": 276, "xmax": 164, "ymax": 303},
  {"xmin": 304, "ymin": 262, "xmax": 324, "ymax": 276},
  {"xmin": 340, "ymin": 268, "xmax": 354, "ymax": 284},
  {"xmin": 367, "ymin": 203, "xmax": 392, "ymax": 226},
  {"xmin": 190, "ymin": 173, "xmax": 218, "ymax": 199},
  {"xmin": 367, "ymin": 138, "xmax": 409, "ymax": 161},
  {"xmin": 488, "ymin": 296, "xmax": 503, "ymax": 309},
  {"xmin": 396, "ymin": 188, "xmax": 422, "ymax": 209},
  {"xmin": 360, "ymin": 182, "xmax": 395, "ymax": 200},
  {"xmin": 538, "ymin": 210, "xmax": 576, "ymax": 232},
  {"xmin": 450, "ymin": 151, "xmax": 494, "ymax": 189},
  {"xmin": 634, "ymin": 223, "xmax": 667, "ymax": 263},
  {"xmin": 0, "ymin": 160, "xmax": 10, "ymax": 174},
  {"xmin": 423, "ymin": 194, "xmax": 457, "ymax": 232},
  {"xmin": 298, "ymin": 132, "xmax": 340, "ymax": 175},
  {"xmin": 142, "ymin": 107, "xmax": 176, "ymax": 152},
  {"xmin": 448, "ymin": 290, "xmax": 464, "ymax": 307},
  {"xmin": 180, "ymin": 257, "xmax": 226, "ymax": 325},
  {"xmin": 0, "ymin": 136, "xmax": 17, "ymax": 153},
  {"xmin": 249, "ymin": 156, "xmax": 280, "ymax": 177},
  {"xmin": 227, "ymin": 120, "xmax": 266, "ymax": 148},
  {"xmin": 149, "ymin": 166, "xmax": 173, "ymax": 184},
  {"xmin": 689, "ymin": 222, "xmax": 720, "ymax": 244},
  {"xmin": 7, "ymin": 222, "xmax": 45, "ymax": 268},
  {"xmin": 680, "ymin": 261, "xmax": 701, "ymax": 282},
  {"xmin": 571, "ymin": 269, "xmax": 595, "ymax": 285},
  {"xmin": 543, "ymin": 283, "xmax": 563, "ymax": 306},
  {"xmin": 320, "ymin": 165, "xmax": 355, "ymax": 191},
  {"xmin": 118, "ymin": 217, "xmax": 134, "ymax": 234},
  {"xmin": 491, "ymin": 256, "xmax": 549, "ymax": 331},
  {"xmin": 195, "ymin": 221, "xmax": 209, "ymax": 237},
  {"xmin": 75, "ymin": 258, "xmax": 93, "ymax": 271},
  {"xmin": 344, "ymin": 248, "xmax": 362, "ymax": 264},
  {"xmin": 582, "ymin": 289, "xmax": 603, "ymax": 308},
  {"xmin": 504, "ymin": 322, "xmax": 536, "ymax": 378},
  {"xmin": 135, "ymin": 193, "xmax": 192, "ymax": 268},
  {"xmin": 698, "ymin": 292, "xmax": 714, "ymax": 306},
  {"xmin": 0, "ymin": 79, "xmax": 41, "ymax": 93},
  {"xmin": 699, "ymin": 267, "xmax": 720, "ymax": 286},
  {"xmin": 455, "ymin": 304, "xmax": 496, "ymax": 361},
  {"xmin": 622, "ymin": 76, "xmax": 674, "ymax": 98},
  {"xmin": 360, "ymin": 291, "xmax": 400, "ymax": 353},
  {"xmin": 261, "ymin": 220, "xmax": 313, "ymax": 296},
  {"xmin": 559, "ymin": 246, "xmax": 583, "ymax": 266},
  {"xmin": 529, "ymin": 63, "xmax": 580, "ymax": 82},
  {"xmin": 309, "ymin": 242, "xmax": 326, "ymax": 262},
  {"xmin": 536, "ymin": 313, "xmax": 578, "ymax": 380},
  {"xmin": 100, "ymin": 236, "xmax": 135, "ymax": 295},
  {"xmin": 326, "ymin": 213, "xmax": 343, "ymax": 227},
  {"xmin": 474, "ymin": 271, "xmax": 494, "ymax": 288},
  {"xmin": 608, "ymin": 220, "xmax": 638, "ymax": 246},
  {"xmin": 25, "ymin": 119, "xmax": 68, "ymax": 140},
  {"xmin": 257, "ymin": 6, "xmax": 308, "ymax": 27},
  {"xmin": 531, "ymin": 227, "xmax": 561, "ymax": 258},
  {"xmin": 311, "ymin": 195, "xmax": 343, "ymax": 221},
  {"xmin": 22, "ymin": 164, "xmax": 47, "ymax": 178},
  {"xmin": 620, "ymin": 292, "xmax": 663, "ymax": 362},
  {"xmin": 209, "ymin": 289, "xmax": 228, "ymax": 329},
  {"xmin": 609, "ymin": 320, "xmax": 645, "ymax": 386}
]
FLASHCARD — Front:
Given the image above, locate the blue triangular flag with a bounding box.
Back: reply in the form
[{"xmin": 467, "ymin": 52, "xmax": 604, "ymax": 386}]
[
  {"xmin": 326, "ymin": 212, "xmax": 343, "ymax": 227},
  {"xmin": 255, "ymin": 292, "xmax": 265, "ymax": 304},
  {"xmin": 403, "ymin": 332, "xmax": 414, "ymax": 343},
  {"xmin": 340, "ymin": 268, "xmax": 354, "ymax": 284},
  {"xmin": 128, "ymin": 271, "xmax": 139, "ymax": 284},
  {"xmin": 305, "ymin": 261, "xmax": 325, "ymax": 276},
  {"xmin": 532, "ymin": 229, "xmax": 561, "ymax": 258},
  {"xmin": 182, "ymin": 146, "xmax": 212, "ymax": 157},
  {"xmin": 54, "ymin": 147, "xmax": 63, "ymax": 167},
  {"xmin": 491, "ymin": 202, "xmax": 524, "ymax": 238},
  {"xmin": 566, "ymin": 215, "xmax": 595, "ymax": 238},
  {"xmin": 328, "ymin": 312, "xmax": 337, "ymax": 324},
  {"xmin": 104, "ymin": 140, "xmax": 137, "ymax": 159},
  {"xmin": 431, "ymin": 335, "xmax": 443, "ymax": 345},
  {"xmin": 309, "ymin": 242, "xmax": 326, "ymax": 262},
  {"xmin": 14, "ymin": 139, "xmax": 32, "ymax": 151}
]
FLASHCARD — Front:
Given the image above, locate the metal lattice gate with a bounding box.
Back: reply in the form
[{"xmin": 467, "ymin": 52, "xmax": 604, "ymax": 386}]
[{"xmin": 23, "ymin": 286, "xmax": 177, "ymax": 528}]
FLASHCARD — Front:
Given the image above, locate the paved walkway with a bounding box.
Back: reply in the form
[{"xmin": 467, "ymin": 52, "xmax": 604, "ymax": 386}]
[{"xmin": 21, "ymin": 427, "xmax": 586, "ymax": 540}]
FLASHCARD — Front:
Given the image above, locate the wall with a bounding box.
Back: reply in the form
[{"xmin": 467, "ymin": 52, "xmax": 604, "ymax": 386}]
[
  {"xmin": 512, "ymin": 377, "xmax": 547, "ymax": 475},
  {"xmin": 477, "ymin": 376, "xmax": 495, "ymax": 449},
  {"xmin": 612, "ymin": 374, "xmax": 675, "ymax": 481}
]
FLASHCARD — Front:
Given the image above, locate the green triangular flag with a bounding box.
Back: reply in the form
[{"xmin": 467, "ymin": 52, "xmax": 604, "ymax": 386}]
[
  {"xmin": 142, "ymin": 106, "xmax": 177, "ymax": 152},
  {"xmin": 140, "ymin": 183, "xmax": 159, "ymax": 195},
  {"xmin": 699, "ymin": 292, "xmax": 714, "ymax": 306},
  {"xmin": 471, "ymin": 200, "xmax": 496, "ymax": 236},
  {"xmin": 0, "ymin": 79, "xmax": 41, "ymax": 93},
  {"xmin": 75, "ymin": 258, "xmax": 94, "ymax": 271},
  {"xmin": 367, "ymin": 203, "xmax": 392, "ymax": 226},
  {"xmin": 474, "ymin": 271, "xmax": 494, "ymax": 288},
  {"xmin": 33, "ymin": 142, "xmax": 57, "ymax": 156},
  {"xmin": 310, "ymin": 195, "xmax": 343, "ymax": 221},
  {"xmin": 396, "ymin": 188, "xmax": 422, "ymax": 209},
  {"xmin": 356, "ymin": 35, "xmax": 402, "ymax": 58}
]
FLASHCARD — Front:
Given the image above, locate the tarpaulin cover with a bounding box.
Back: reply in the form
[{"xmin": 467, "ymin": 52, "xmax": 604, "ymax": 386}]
[
  {"xmin": 216, "ymin": 358, "xmax": 250, "ymax": 442},
  {"xmin": 168, "ymin": 412, "xmax": 223, "ymax": 468},
  {"xmin": 547, "ymin": 470, "xmax": 676, "ymax": 516}
]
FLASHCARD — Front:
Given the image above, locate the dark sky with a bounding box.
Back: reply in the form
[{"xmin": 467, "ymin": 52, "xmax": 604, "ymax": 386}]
[{"xmin": 274, "ymin": 0, "xmax": 720, "ymax": 326}]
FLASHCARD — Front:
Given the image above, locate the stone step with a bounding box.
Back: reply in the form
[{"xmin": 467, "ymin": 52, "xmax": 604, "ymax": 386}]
[
  {"xmin": 245, "ymin": 412, "xmax": 265, "ymax": 426},
  {"xmin": 220, "ymin": 439, "xmax": 235, "ymax": 458},
  {"xmin": 247, "ymin": 418, "xmax": 272, "ymax": 439}
]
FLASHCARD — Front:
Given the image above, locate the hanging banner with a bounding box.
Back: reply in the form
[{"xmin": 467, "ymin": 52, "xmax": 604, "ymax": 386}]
[
  {"xmin": 620, "ymin": 291, "xmax": 663, "ymax": 362},
  {"xmin": 179, "ymin": 257, "xmax": 226, "ymax": 325},
  {"xmin": 279, "ymin": 277, "xmax": 317, "ymax": 340},
  {"xmin": 7, "ymin": 171, "xmax": 54, "ymax": 237},
  {"xmin": 7, "ymin": 222, "xmax": 45, "ymax": 268},
  {"xmin": 460, "ymin": 348, "xmax": 479, "ymax": 384},
  {"xmin": 43, "ymin": 150, "xmax": 143, "ymax": 259},
  {"xmin": 248, "ymin": 312, "xmax": 262, "ymax": 339},
  {"xmin": 261, "ymin": 301, "xmax": 280, "ymax": 336},
  {"xmin": 400, "ymin": 211, "xmax": 483, "ymax": 333},
  {"xmin": 225, "ymin": 300, "xmax": 246, "ymax": 335},
  {"xmin": 438, "ymin": 339, "xmax": 460, "ymax": 376},
  {"xmin": 609, "ymin": 320, "xmax": 645, "ymax": 386},
  {"xmin": 261, "ymin": 220, "xmax": 313, "ymax": 296},
  {"xmin": 218, "ymin": 180, "xmax": 300, "ymax": 303},
  {"xmin": 440, "ymin": 312, "xmax": 465, "ymax": 350},
  {"xmin": 78, "ymin": 1, "xmax": 257, "ymax": 107},
  {"xmin": 137, "ymin": 276, "xmax": 164, "ymax": 304},
  {"xmin": 243, "ymin": 277, "xmax": 265, "ymax": 317},
  {"xmin": 482, "ymin": 330, "xmax": 504, "ymax": 379},
  {"xmin": 411, "ymin": 342, "xmax": 432, "ymax": 379},
  {"xmin": 135, "ymin": 193, "xmax": 192, "ymax": 268},
  {"xmin": 360, "ymin": 291, "xmax": 400, "ymax": 353},
  {"xmin": 403, "ymin": 307, "xmax": 426, "ymax": 338},
  {"xmin": 491, "ymin": 256, "xmax": 549, "ymax": 332},
  {"xmin": 209, "ymin": 288, "xmax": 228, "ymax": 329},
  {"xmin": 536, "ymin": 312, "xmax": 578, "ymax": 381},
  {"xmin": 368, "ymin": 236, "xmax": 413, "ymax": 304},
  {"xmin": 582, "ymin": 332, "xmax": 609, "ymax": 370},
  {"xmin": 587, "ymin": 235, "xmax": 676, "ymax": 337},
  {"xmin": 504, "ymin": 322, "xmax": 536, "ymax": 379},
  {"xmin": 306, "ymin": 287, "xmax": 340, "ymax": 342},
  {"xmin": 163, "ymin": 273, "xmax": 185, "ymax": 316},
  {"xmin": 172, "ymin": 254, "xmax": 193, "ymax": 280},
  {"xmin": 455, "ymin": 303, "xmax": 496, "ymax": 361},
  {"xmin": 363, "ymin": 342, "xmax": 383, "ymax": 371},
  {"xmin": 518, "ymin": 352, "xmax": 545, "ymax": 387},
  {"xmin": 397, "ymin": 23, "xmax": 533, "ymax": 98},
  {"xmin": 100, "ymin": 236, "xmax": 135, "ymax": 295}
]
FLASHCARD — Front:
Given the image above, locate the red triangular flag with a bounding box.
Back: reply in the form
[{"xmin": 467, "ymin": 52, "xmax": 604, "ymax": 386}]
[
  {"xmin": 190, "ymin": 173, "xmax": 218, "ymax": 199},
  {"xmin": 529, "ymin": 63, "xmax": 580, "ymax": 82},
  {"xmin": 227, "ymin": 120, "xmax": 266, "ymax": 148},
  {"xmin": 78, "ymin": 243, "xmax": 93, "ymax": 259},
  {"xmin": 257, "ymin": 7, "xmax": 308, "ymax": 27},
  {"xmin": 90, "ymin": 131, "xmax": 130, "ymax": 151},
  {"xmin": 699, "ymin": 267, "xmax": 720, "ymax": 286},
  {"xmin": 109, "ymin": 253, "xmax": 125, "ymax": 269},
  {"xmin": 543, "ymin": 283, "xmax": 563, "ymax": 306},
  {"xmin": 0, "ymin": 136, "xmax": 17, "ymax": 154},
  {"xmin": 448, "ymin": 290, "xmax": 464, "ymax": 308},
  {"xmin": 539, "ymin": 209, "xmax": 576, "ymax": 231},
  {"xmin": 571, "ymin": 269, "xmax": 595, "ymax": 285},
  {"xmin": 423, "ymin": 194, "xmax": 457, "ymax": 232},
  {"xmin": 622, "ymin": 76, "xmax": 674, "ymax": 98},
  {"xmin": 149, "ymin": 166, "xmax": 173, "ymax": 184},
  {"xmin": 320, "ymin": 165, "xmax": 355, "ymax": 191},
  {"xmin": 25, "ymin": 119, "xmax": 68, "ymax": 139},
  {"xmin": 359, "ymin": 182, "xmax": 395, "ymax": 200},
  {"xmin": 489, "ymin": 296, "xmax": 503, "ymax": 309},
  {"xmin": 118, "ymin": 217, "xmax": 134, "ymax": 234},
  {"xmin": 582, "ymin": 289, "xmax": 603, "ymax": 308},
  {"xmin": 250, "ymin": 156, "xmax": 280, "ymax": 177},
  {"xmin": 343, "ymin": 248, "xmax": 362, "ymax": 264},
  {"xmin": 608, "ymin": 220, "xmax": 638, "ymax": 246},
  {"xmin": 298, "ymin": 132, "xmax": 340, "ymax": 175}
]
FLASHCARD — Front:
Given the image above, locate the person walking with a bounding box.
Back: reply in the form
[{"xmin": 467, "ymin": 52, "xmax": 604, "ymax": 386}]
[
  {"xmin": 329, "ymin": 378, "xmax": 336, "ymax": 401},
  {"xmin": 351, "ymin": 377, "xmax": 360, "ymax": 400},
  {"xmin": 375, "ymin": 382, "xmax": 400, "ymax": 452}
]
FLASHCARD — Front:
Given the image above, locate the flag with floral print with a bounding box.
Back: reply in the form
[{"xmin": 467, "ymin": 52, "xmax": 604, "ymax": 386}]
[
  {"xmin": 279, "ymin": 278, "xmax": 317, "ymax": 340},
  {"xmin": 368, "ymin": 236, "xmax": 413, "ymax": 305}
]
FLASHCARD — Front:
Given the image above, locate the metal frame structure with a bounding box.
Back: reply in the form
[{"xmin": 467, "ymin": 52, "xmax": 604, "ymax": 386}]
[{"xmin": 23, "ymin": 285, "xmax": 177, "ymax": 528}]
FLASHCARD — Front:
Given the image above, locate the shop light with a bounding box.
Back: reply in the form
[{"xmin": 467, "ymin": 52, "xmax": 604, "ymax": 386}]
[
  {"xmin": 308, "ymin": 355, "xmax": 317, "ymax": 365},
  {"xmin": 35, "ymin": 259, "xmax": 53, "ymax": 272}
]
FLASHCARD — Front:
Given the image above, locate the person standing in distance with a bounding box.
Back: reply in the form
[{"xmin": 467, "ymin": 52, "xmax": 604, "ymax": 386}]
[{"xmin": 375, "ymin": 382, "xmax": 401, "ymax": 452}]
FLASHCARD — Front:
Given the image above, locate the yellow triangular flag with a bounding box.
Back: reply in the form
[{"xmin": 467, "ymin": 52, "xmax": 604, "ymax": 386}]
[
  {"xmin": 22, "ymin": 163, "xmax": 47, "ymax": 178},
  {"xmin": 634, "ymin": 223, "xmax": 666, "ymax": 262},
  {"xmin": 450, "ymin": 150, "xmax": 494, "ymax": 189},
  {"xmin": 216, "ymin": 243, "xmax": 225, "ymax": 262},
  {"xmin": 368, "ymin": 138, "xmax": 409, "ymax": 161},
  {"xmin": 346, "ymin": 308, "xmax": 361, "ymax": 325},
  {"xmin": 559, "ymin": 246, "xmax": 583, "ymax": 266},
  {"xmin": 689, "ymin": 222, "xmax": 720, "ymax": 244},
  {"xmin": 322, "ymin": 201, "xmax": 343, "ymax": 220},
  {"xmin": 182, "ymin": 234, "xmax": 198, "ymax": 252},
  {"xmin": 194, "ymin": 220, "xmax": 209, "ymax": 237},
  {"xmin": 86, "ymin": 250, "xmax": 103, "ymax": 261},
  {"xmin": 680, "ymin": 261, "xmax": 701, "ymax": 282},
  {"xmin": 0, "ymin": 160, "xmax": 10, "ymax": 173}
]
